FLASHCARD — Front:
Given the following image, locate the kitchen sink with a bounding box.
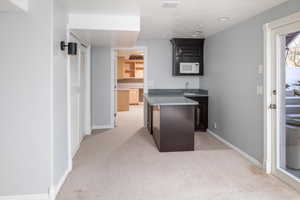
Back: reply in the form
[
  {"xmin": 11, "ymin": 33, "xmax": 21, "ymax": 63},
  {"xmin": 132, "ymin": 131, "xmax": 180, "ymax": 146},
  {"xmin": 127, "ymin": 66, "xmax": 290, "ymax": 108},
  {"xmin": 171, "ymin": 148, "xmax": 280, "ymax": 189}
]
[
  {"xmin": 184, "ymin": 92, "xmax": 208, "ymax": 97},
  {"xmin": 184, "ymin": 92, "xmax": 199, "ymax": 96}
]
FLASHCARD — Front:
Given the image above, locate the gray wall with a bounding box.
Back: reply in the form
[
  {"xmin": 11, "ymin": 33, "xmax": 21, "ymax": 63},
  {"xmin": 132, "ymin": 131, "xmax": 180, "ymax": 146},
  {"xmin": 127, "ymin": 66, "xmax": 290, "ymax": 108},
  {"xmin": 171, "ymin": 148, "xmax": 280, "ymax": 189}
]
[
  {"xmin": 52, "ymin": 0, "xmax": 69, "ymax": 188},
  {"xmin": 137, "ymin": 40, "xmax": 208, "ymax": 89},
  {"xmin": 91, "ymin": 40, "xmax": 209, "ymax": 127},
  {"xmin": 0, "ymin": 0, "xmax": 52, "ymax": 195},
  {"xmin": 92, "ymin": 47, "xmax": 112, "ymax": 127},
  {"xmin": 205, "ymin": 0, "xmax": 300, "ymax": 163}
]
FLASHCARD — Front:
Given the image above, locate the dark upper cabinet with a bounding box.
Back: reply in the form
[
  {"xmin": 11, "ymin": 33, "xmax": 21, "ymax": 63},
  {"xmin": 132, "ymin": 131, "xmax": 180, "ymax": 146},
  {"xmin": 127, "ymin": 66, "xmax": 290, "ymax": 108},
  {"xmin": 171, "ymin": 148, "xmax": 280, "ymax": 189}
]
[{"xmin": 170, "ymin": 38, "xmax": 205, "ymax": 76}]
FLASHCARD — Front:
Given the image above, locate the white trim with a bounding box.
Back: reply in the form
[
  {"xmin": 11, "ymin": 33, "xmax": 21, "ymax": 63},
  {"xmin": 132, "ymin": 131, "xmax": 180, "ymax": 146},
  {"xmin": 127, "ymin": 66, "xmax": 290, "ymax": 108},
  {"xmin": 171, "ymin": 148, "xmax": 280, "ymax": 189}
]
[
  {"xmin": 0, "ymin": 194, "xmax": 49, "ymax": 200},
  {"xmin": 49, "ymin": 0, "xmax": 54, "ymax": 195},
  {"xmin": 66, "ymin": 32, "xmax": 92, "ymax": 171},
  {"xmin": 110, "ymin": 46, "xmax": 148, "ymax": 127},
  {"xmin": 263, "ymin": 11, "xmax": 300, "ymax": 174},
  {"xmin": 84, "ymin": 129, "xmax": 92, "ymax": 135},
  {"xmin": 274, "ymin": 168, "xmax": 300, "ymax": 192},
  {"xmin": 111, "ymin": 49, "xmax": 116, "ymax": 127},
  {"xmin": 266, "ymin": 12, "xmax": 300, "ymax": 30},
  {"xmin": 68, "ymin": 14, "xmax": 140, "ymax": 32},
  {"xmin": 72, "ymin": 142, "xmax": 80, "ymax": 159},
  {"xmin": 207, "ymin": 129, "xmax": 262, "ymax": 168},
  {"xmin": 49, "ymin": 167, "xmax": 71, "ymax": 200},
  {"xmin": 86, "ymin": 45, "xmax": 92, "ymax": 136},
  {"xmin": 92, "ymin": 124, "xmax": 114, "ymax": 130},
  {"xmin": 66, "ymin": 30, "xmax": 73, "ymax": 173},
  {"xmin": 9, "ymin": 0, "xmax": 29, "ymax": 12},
  {"xmin": 263, "ymin": 23, "xmax": 273, "ymax": 174},
  {"xmin": 78, "ymin": 46, "xmax": 90, "ymax": 141},
  {"xmin": 69, "ymin": 32, "xmax": 89, "ymax": 48}
]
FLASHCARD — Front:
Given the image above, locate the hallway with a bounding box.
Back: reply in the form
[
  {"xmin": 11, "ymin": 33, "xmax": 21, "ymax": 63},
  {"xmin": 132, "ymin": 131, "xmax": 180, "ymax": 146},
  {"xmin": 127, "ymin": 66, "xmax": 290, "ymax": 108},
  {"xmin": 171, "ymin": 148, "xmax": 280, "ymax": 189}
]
[{"xmin": 57, "ymin": 107, "xmax": 300, "ymax": 200}]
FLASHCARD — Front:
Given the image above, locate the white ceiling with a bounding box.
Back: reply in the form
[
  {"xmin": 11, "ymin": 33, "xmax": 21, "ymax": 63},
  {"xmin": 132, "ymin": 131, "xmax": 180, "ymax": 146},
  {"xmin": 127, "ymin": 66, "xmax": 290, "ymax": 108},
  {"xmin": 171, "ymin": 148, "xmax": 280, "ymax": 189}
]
[
  {"xmin": 64, "ymin": 0, "xmax": 287, "ymax": 40},
  {"xmin": 71, "ymin": 29, "xmax": 140, "ymax": 47},
  {"xmin": 118, "ymin": 49, "xmax": 144, "ymax": 58},
  {"xmin": 68, "ymin": 14, "xmax": 140, "ymax": 47}
]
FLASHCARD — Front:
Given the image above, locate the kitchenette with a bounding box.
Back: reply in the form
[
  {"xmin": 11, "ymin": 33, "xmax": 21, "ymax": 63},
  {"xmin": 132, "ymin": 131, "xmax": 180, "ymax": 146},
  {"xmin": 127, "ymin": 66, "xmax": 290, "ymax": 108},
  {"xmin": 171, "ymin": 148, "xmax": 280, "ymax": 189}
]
[
  {"xmin": 144, "ymin": 38, "xmax": 208, "ymax": 152},
  {"xmin": 145, "ymin": 89, "xmax": 208, "ymax": 152}
]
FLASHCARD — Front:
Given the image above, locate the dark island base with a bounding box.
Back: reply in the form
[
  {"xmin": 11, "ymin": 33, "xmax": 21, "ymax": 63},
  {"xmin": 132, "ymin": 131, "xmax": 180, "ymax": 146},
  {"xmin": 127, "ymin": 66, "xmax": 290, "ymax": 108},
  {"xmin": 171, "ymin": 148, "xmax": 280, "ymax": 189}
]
[{"xmin": 150, "ymin": 105, "xmax": 195, "ymax": 152}]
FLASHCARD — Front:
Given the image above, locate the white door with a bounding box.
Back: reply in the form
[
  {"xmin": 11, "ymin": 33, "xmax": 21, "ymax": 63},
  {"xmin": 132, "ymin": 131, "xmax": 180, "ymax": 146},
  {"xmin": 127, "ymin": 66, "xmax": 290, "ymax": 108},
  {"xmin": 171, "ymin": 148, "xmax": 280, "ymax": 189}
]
[
  {"xmin": 70, "ymin": 45, "xmax": 88, "ymax": 157},
  {"xmin": 80, "ymin": 50, "xmax": 87, "ymax": 141},
  {"xmin": 70, "ymin": 50, "xmax": 81, "ymax": 157},
  {"xmin": 113, "ymin": 50, "xmax": 118, "ymax": 127},
  {"xmin": 269, "ymin": 21, "xmax": 300, "ymax": 191}
]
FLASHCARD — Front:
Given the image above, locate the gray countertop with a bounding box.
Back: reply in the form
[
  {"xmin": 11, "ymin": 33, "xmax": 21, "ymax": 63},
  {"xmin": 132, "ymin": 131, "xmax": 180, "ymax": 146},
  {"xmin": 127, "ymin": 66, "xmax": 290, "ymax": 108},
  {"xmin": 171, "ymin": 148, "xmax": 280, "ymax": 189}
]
[
  {"xmin": 144, "ymin": 89, "xmax": 208, "ymax": 106},
  {"xmin": 183, "ymin": 93, "xmax": 209, "ymax": 97},
  {"xmin": 144, "ymin": 94, "xmax": 199, "ymax": 106}
]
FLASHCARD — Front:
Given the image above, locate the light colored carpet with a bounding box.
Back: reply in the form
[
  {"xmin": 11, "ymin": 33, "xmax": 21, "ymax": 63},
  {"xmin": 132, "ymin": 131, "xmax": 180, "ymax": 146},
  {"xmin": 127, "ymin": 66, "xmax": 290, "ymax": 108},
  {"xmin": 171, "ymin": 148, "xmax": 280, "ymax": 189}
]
[{"xmin": 57, "ymin": 106, "xmax": 300, "ymax": 200}]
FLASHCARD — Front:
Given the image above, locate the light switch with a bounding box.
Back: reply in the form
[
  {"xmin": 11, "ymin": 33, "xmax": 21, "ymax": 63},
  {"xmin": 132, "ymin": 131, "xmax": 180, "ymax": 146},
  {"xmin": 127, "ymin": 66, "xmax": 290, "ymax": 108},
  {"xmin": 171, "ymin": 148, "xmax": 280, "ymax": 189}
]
[
  {"xmin": 148, "ymin": 80, "xmax": 154, "ymax": 89},
  {"xmin": 258, "ymin": 65, "xmax": 263, "ymax": 74},
  {"xmin": 257, "ymin": 85, "xmax": 263, "ymax": 95}
]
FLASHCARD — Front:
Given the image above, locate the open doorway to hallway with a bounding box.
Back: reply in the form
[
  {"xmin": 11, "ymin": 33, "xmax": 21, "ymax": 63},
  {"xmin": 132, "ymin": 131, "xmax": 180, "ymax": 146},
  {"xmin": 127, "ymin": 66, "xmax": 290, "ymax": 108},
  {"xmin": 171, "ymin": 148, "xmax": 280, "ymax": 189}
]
[{"xmin": 114, "ymin": 48, "xmax": 145, "ymax": 126}]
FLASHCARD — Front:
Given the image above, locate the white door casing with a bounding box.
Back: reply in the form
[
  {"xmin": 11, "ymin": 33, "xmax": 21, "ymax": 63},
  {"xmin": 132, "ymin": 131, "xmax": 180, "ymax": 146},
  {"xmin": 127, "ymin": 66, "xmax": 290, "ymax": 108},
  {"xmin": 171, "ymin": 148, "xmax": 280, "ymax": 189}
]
[
  {"xmin": 113, "ymin": 50, "xmax": 118, "ymax": 127},
  {"xmin": 68, "ymin": 32, "xmax": 91, "ymax": 159},
  {"xmin": 70, "ymin": 46, "xmax": 81, "ymax": 157},
  {"xmin": 264, "ymin": 11, "xmax": 300, "ymax": 191},
  {"xmin": 79, "ymin": 49, "xmax": 88, "ymax": 140},
  {"xmin": 110, "ymin": 47, "xmax": 148, "ymax": 127}
]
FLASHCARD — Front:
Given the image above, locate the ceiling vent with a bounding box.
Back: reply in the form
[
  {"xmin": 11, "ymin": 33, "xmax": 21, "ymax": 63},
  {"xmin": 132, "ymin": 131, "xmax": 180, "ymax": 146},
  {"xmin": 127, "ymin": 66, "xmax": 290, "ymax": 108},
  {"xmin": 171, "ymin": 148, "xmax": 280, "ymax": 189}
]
[{"xmin": 161, "ymin": 0, "xmax": 180, "ymax": 8}]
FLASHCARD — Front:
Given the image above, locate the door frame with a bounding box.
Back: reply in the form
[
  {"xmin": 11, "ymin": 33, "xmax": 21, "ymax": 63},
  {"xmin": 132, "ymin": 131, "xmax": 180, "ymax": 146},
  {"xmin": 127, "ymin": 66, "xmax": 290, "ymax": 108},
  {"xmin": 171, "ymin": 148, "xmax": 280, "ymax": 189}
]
[
  {"xmin": 263, "ymin": 11, "xmax": 300, "ymax": 189},
  {"xmin": 110, "ymin": 46, "xmax": 148, "ymax": 127},
  {"xmin": 78, "ymin": 46, "xmax": 91, "ymax": 141}
]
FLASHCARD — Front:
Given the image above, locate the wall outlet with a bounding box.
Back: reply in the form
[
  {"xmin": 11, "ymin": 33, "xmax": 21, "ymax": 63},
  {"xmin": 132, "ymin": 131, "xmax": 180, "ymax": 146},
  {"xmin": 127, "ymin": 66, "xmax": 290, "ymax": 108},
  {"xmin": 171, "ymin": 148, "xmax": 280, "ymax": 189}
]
[
  {"xmin": 213, "ymin": 122, "xmax": 217, "ymax": 129},
  {"xmin": 258, "ymin": 65, "xmax": 263, "ymax": 74}
]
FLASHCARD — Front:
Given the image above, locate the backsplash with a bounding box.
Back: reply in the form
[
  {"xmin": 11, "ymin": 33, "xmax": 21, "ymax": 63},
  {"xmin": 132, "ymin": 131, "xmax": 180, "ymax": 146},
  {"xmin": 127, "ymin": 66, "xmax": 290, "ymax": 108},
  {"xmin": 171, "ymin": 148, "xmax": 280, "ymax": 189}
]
[{"xmin": 148, "ymin": 89, "xmax": 208, "ymax": 95}]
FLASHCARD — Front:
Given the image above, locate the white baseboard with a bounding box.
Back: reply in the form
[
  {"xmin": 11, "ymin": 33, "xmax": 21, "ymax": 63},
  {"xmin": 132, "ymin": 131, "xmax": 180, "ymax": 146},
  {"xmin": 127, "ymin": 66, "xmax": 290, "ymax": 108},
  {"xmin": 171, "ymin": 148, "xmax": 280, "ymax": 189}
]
[
  {"xmin": 92, "ymin": 124, "xmax": 114, "ymax": 130},
  {"xmin": 207, "ymin": 129, "xmax": 263, "ymax": 168},
  {"xmin": 84, "ymin": 129, "xmax": 92, "ymax": 136},
  {"xmin": 0, "ymin": 194, "xmax": 48, "ymax": 200},
  {"xmin": 49, "ymin": 167, "xmax": 71, "ymax": 200}
]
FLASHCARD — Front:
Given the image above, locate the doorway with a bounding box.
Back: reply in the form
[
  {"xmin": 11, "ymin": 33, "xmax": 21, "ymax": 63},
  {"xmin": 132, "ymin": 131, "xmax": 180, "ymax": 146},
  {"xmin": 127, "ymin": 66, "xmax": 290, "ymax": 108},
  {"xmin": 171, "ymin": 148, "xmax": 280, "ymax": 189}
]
[
  {"xmin": 264, "ymin": 12, "xmax": 300, "ymax": 191},
  {"xmin": 111, "ymin": 47, "xmax": 148, "ymax": 127}
]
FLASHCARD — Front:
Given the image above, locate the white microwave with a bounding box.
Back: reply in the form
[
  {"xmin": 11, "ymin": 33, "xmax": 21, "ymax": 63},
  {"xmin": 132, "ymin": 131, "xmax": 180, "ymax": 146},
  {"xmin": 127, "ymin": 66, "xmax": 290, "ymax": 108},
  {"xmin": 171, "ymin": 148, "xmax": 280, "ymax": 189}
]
[{"xmin": 179, "ymin": 62, "xmax": 200, "ymax": 74}]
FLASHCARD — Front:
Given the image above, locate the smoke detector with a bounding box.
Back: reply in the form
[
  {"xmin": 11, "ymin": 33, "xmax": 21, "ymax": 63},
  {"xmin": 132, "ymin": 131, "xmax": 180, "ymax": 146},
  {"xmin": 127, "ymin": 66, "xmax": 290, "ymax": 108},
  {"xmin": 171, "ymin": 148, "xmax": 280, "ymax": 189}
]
[
  {"xmin": 219, "ymin": 17, "xmax": 231, "ymax": 22},
  {"xmin": 161, "ymin": 0, "xmax": 180, "ymax": 8}
]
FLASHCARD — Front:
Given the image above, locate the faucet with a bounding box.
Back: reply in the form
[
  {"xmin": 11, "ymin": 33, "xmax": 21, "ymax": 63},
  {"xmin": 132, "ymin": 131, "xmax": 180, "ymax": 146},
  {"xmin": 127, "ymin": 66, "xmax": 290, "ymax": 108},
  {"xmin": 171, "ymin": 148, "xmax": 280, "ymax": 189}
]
[{"xmin": 185, "ymin": 81, "xmax": 189, "ymax": 90}]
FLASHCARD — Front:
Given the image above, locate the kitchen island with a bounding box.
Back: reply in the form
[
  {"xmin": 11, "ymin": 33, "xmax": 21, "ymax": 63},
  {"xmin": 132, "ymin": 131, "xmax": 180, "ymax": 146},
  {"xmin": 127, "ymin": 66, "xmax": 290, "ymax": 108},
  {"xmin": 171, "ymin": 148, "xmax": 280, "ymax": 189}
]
[{"xmin": 145, "ymin": 93, "xmax": 199, "ymax": 152}]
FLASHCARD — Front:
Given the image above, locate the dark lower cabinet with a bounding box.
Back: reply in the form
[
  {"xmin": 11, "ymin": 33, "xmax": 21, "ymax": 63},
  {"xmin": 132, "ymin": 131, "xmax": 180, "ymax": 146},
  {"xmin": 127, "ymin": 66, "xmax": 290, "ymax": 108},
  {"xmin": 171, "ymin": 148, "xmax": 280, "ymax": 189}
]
[
  {"xmin": 151, "ymin": 105, "xmax": 195, "ymax": 152},
  {"xmin": 186, "ymin": 96, "xmax": 208, "ymax": 132},
  {"xmin": 146, "ymin": 101, "xmax": 153, "ymax": 134}
]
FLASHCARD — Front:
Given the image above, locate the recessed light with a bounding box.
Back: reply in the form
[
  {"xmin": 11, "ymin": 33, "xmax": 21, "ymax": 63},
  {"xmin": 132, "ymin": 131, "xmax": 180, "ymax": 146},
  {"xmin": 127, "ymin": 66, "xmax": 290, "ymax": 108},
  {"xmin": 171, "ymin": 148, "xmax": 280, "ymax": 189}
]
[
  {"xmin": 219, "ymin": 17, "xmax": 230, "ymax": 22},
  {"xmin": 161, "ymin": 0, "xmax": 180, "ymax": 8}
]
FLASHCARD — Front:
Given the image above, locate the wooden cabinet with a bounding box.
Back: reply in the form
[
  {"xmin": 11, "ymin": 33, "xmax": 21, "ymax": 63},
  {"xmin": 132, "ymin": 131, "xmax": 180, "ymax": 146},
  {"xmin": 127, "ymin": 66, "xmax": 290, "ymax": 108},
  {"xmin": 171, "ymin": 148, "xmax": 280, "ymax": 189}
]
[
  {"xmin": 129, "ymin": 88, "xmax": 139, "ymax": 105},
  {"xmin": 117, "ymin": 57, "xmax": 144, "ymax": 80},
  {"xmin": 117, "ymin": 90, "xmax": 129, "ymax": 111},
  {"xmin": 170, "ymin": 38, "xmax": 205, "ymax": 76},
  {"xmin": 151, "ymin": 104, "xmax": 195, "ymax": 152}
]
